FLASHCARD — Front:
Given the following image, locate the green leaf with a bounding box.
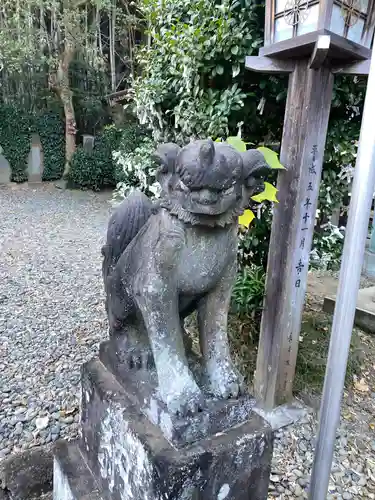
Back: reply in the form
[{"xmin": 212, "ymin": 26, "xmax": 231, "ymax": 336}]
[
  {"xmin": 252, "ymin": 182, "xmax": 279, "ymax": 203},
  {"xmin": 226, "ymin": 136, "xmax": 247, "ymax": 152},
  {"xmin": 231, "ymin": 45, "xmax": 239, "ymax": 55},
  {"xmin": 216, "ymin": 65, "xmax": 224, "ymax": 75},
  {"xmin": 257, "ymin": 146, "xmax": 285, "ymax": 169},
  {"xmin": 232, "ymin": 65, "xmax": 240, "ymax": 78},
  {"xmin": 238, "ymin": 209, "xmax": 255, "ymax": 228}
]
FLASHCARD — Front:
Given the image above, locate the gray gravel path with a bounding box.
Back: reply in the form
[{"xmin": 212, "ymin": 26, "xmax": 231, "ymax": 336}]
[{"xmin": 0, "ymin": 184, "xmax": 111, "ymax": 457}]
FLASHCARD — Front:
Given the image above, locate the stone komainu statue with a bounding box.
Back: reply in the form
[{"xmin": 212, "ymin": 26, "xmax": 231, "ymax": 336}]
[{"xmin": 102, "ymin": 139, "xmax": 270, "ymax": 416}]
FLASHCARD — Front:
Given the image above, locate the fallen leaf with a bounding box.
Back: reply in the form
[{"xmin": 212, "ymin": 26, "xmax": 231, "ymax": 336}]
[
  {"xmin": 64, "ymin": 407, "xmax": 78, "ymax": 416},
  {"xmin": 354, "ymin": 378, "xmax": 370, "ymax": 392}
]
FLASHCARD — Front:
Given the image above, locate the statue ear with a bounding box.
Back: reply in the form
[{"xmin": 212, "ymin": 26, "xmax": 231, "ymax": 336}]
[
  {"xmin": 241, "ymin": 149, "xmax": 271, "ymax": 187},
  {"xmin": 152, "ymin": 143, "xmax": 181, "ymax": 193},
  {"xmin": 199, "ymin": 139, "xmax": 215, "ymax": 168}
]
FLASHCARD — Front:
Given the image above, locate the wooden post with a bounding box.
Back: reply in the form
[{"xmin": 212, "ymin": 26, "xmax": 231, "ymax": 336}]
[{"xmin": 253, "ymin": 58, "xmax": 334, "ymax": 409}]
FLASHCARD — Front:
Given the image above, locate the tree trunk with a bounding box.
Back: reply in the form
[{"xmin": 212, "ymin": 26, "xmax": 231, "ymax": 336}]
[{"xmin": 54, "ymin": 46, "xmax": 77, "ymax": 179}]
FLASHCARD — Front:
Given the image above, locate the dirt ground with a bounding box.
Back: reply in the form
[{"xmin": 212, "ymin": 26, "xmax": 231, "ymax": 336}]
[{"xmin": 303, "ymin": 271, "xmax": 375, "ymax": 497}]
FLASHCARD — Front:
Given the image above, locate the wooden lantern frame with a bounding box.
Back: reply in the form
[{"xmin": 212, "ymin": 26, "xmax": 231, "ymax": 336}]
[
  {"xmin": 263, "ymin": 0, "xmax": 375, "ymax": 61},
  {"xmin": 246, "ymin": 0, "xmax": 374, "ymax": 419}
]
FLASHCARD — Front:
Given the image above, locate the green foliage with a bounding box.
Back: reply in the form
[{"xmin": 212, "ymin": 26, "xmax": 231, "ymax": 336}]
[
  {"xmin": 35, "ymin": 112, "xmax": 65, "ymax": 181},
  {"xmin": 132, "ymin": 0, "xmax": 366, "ymax": 273},
  {"xmin": 231, "ymin": 265, "xmax": 265, "ymax": 318},
  {"xmin": 0, "ymin": 105, "xmax": 64, "ymax": 183},
  {"xmin": 132, "ymin": 0, "xmax": 265, "ymax": 143},
  {"xmin": 0, "ymin": 104, "xmax": 32, "ymax": 182},
  {"xmin": 113, "ymin": 135, "xmax": 159, "ymax": 200},
  {"xmin": 70, "ymin": 58, "xmax": 109, "ymax": 135},
  {"xmin": 69, "ymin": 126, "xmax": 123, "ymax": 191},
  {"xmin": 113, "ymin": 125, "xmax": 150, "ymax": 183},
  {"xmin": 237, "ymin": 207, "xmax": 273, "ymax": 271},
  {"xmin": 228, "ymin": 310, "xmax": 363, "ymax": 391},
  {"xmin": 311, "ymin": 223, "xmax": 345, "ymax": 271}
]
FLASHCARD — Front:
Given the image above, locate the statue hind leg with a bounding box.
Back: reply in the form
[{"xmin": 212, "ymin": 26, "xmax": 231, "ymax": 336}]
[{"xmin": 106, "ymin": 261, "xmax": 154, "ymax": 371}]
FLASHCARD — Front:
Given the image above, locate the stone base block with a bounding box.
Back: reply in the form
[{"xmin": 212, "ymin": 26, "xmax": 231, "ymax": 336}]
[
  {"xmin": 363, "ymin": 249, "xmax": 375, "ymax": 278},
  {"xmin": 53, "ymin": 441, "xmax": 103, "ymax": 500},
  {"xmin": 76, "ymin": 358, "xmax": 273, "ymax": 500},
  {"xmin": 99, "ymin": 340, "xmax": 256, "ymax": 448},
  {"xmin": 324, "ymin": 285, "xmax": 375, "ymax": 334}
]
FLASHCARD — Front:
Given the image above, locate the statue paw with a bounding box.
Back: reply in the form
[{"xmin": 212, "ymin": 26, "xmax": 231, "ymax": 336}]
[
  {"xmin": 160, "ymin": 373, "xmax": 205, "ymax": 416},
  {"xmin": 206, "ymin": 360, "xmax": 244, "ymax": 400}
]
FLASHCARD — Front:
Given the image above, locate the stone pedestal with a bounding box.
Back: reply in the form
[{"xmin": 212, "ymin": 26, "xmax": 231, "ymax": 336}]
[
  {"xmin": 324, "ymin": 285, "xmax": 375, "ymax": 334},
  {"xmin": 53, "ymin": 345, "xmax": 273, "ymax": 500}
]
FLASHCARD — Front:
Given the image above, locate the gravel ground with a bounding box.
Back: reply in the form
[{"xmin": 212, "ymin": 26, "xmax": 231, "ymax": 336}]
[
  {"xmin": 0, "ymin": 184, "xmax": 111, "ymax": 457},
  {"xmin": 1, "ymin": 184, "xmax": 375, "ymax": 500},
  {"xmin": 269, "ymin": 272, "xmax": 375, "ymax": 499}
]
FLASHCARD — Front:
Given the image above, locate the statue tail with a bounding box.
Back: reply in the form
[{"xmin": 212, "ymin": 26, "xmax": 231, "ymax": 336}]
[{"xmin": 102, "ymin": 190, "xmax": 154, "ymax": 285}]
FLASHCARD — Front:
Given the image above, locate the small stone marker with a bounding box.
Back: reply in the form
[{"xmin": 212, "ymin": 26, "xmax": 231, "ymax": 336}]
[
  {"xmin": 0, "ymin": 151, "xmax": 11, "ymax": 184},
  {"xmin": 82, "ymin": 134, "xmax": 95, "ymax": 155},
  {"xmin": 27, "ymin": 134, "xmax": 44, "ymax": 183}
]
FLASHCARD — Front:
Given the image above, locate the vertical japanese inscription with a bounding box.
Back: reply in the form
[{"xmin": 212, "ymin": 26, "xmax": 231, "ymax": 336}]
[
  {"xmin": 293, "ymin": 144, "xmax": 318, "ymax": 290},
  {"xmin": 286, "ymin": 144, "xmax": 320, "ymax": 384}
]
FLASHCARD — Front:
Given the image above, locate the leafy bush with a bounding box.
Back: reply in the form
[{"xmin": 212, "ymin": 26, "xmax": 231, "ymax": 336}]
[
  {"xmin": 238, "ymin": 206, "xmax": 273, "ymax": 271},
  {"xmin": 35, "ymin": 112, "xmax": 65, "ymax": 181},
  {"xmin": 0, "ymin": 105, "xmax": 65, "ymax": 182},
  {"xmin": 113, "ymin": 126, "xmax": 151, "ymax": 183},
  {"xmin": 113, "ymin": 136, "xmax": 160, "ymax": 201},
  {"xmin": 231, "ymin": 265, "xmax": 266, "ymax": 318},
  {"xmin": 0, "ymin": 104, "xmax": 32, "ymax": 182},
  {"xmin": 310, "ymin": 222, "xmax": 345, "ymax": 271},
  {"xmin": 69, "ymin": 125, "xmax": 123, "ymax": 191},
  {"xmin": 132, "ymin": 0, "xmax": 266, "ymax": 143}
]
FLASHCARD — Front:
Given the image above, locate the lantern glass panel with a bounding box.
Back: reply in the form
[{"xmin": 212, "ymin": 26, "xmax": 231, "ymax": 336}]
[
  {"xmin": 347, "ymin": 17, "xmax": 366, "ymax": 44},
  {"xmin": 274, "ymin": 16, "xmax": 294, "ymax": 42},
  {"xmin": 330, "ymin": 3, "xmax": 347, "ymax": 36},
  {"xmin": 296, "ymin": 3, "xmax": 320, "ymax": 35},
  {"xmin": 360, "ymin": 0, "xmax": 369, "ymax": 13},
  {"xmin": 275, "ymin": 0, "xmax": 289, "ymax": 14}
]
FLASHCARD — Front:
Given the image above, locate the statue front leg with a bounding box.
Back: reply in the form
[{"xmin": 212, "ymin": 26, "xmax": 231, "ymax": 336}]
[
  {"xmin": 135, "ymin": 278, "xmax": 204, "ymax": 415},
  {"xmin": 198, "ymin": 263, "xmax": 244, "ymax": 399}
]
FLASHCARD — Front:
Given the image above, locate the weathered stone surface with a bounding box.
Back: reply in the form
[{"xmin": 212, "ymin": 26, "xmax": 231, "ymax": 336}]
[
  {"xmin": 99, "ymin": 340, "xmax": 256, "ymax": 448},
  {"xmin": 27, "ymin": 134, "xmax": 44, "ymax": 183},
  {"xmin": 0, "ymin": 444, "xmax": 53, "ymax": 499},
  {"xmin": 102, "ymin": 139, "xmax": 271, "ymax": 416},
  {"xmin": 0, "ymin": 155, "xmax": 11, "ymax": 184},
  {"xmin": 77, "ymin": 358, "xmax": 272, "ymax": 500},
  {"xmin": 53, "ymin": 440, "xmax": 103, "ymax": 500}
]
